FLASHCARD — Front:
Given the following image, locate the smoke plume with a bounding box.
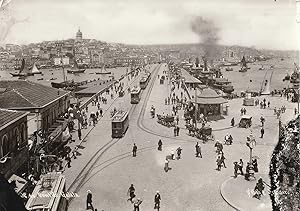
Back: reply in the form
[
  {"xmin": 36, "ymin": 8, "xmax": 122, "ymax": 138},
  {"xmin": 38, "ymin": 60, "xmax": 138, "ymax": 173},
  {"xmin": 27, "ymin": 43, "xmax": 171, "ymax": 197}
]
[{"xmin": 190, "ymin": 16, "xmax": 220, "ymax": 65}]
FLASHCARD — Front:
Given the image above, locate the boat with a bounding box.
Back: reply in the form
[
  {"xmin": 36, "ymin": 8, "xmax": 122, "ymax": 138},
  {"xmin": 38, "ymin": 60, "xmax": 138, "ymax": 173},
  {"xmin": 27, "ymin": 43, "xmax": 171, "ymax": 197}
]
[
  {"xmin": 259, "ymin": 66, "xmax": 265, "ymax": 70},
  {"xmin": 283, "ymin": 73, "xmax": 290, "ymax": 81},
  {"xmin": 95, "ymin": 65, "xmax": 111, "ymax": 75},
  {"xmin": 225, "ymin": 67, "xmax": 233, "ymax": 71},
  {"xmin": 37, "ymin": 78, "xmax": 44, "ymax": 81},
  {"xmin": 212, "ymin": 78, "xmax": 234, "ymax": 94},
  {"xmin": 67, "ymin": 69, "xmax": 85, "ymax": 74},
  {"xmin": 290, "ymin": 63, "xmax": 300, "ymax": 83},
  {"xmin": 51, "ymin": 80, "xmax": 79, "ymax": 89},
  {"xmin": 31, "ymin": 63, "xmax": 42, "ymax": 74},
  {"xmin": 10, "ymin": 59, "xmax": 34, "ymax": 77},
  {"xmin": 239, "ymin": 56, "xmax": 250, "ymax": 72},
  {"xmin": 50, "ymin": 77, "xmax": 57, "ymax": 80}
]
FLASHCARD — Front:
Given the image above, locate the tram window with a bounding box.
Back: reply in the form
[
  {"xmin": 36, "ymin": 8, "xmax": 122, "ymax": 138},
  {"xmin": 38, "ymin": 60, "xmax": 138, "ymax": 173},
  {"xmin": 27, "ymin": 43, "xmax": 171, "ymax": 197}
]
[{"xmin": 113, "ymin": 122, "xmax": 122, "ymax": 128}]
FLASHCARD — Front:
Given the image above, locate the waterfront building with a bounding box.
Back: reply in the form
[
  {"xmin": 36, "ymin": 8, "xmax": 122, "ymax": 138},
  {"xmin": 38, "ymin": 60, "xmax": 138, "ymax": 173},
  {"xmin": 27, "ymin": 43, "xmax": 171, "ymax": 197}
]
[
  {"xmin": 0, "ymin": 109, "xmax": 29, "ymax": 179},
  {"xmin": 192, "ymin": 87, "xmax": 228, "ymax": 120}
]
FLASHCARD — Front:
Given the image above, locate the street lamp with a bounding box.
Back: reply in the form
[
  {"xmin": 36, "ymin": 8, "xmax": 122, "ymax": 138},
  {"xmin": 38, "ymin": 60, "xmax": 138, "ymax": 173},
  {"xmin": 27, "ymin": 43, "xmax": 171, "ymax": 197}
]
[{"xmin": 246, "ymin": 131, "xmax": 256, "ymax": 180}]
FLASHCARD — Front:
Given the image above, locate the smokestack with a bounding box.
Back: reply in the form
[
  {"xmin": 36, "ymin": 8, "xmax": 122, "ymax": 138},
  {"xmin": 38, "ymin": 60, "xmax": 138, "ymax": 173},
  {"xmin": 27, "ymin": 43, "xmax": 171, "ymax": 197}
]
[
  {"xmin": 195, "ymin": 57, "xmax": 200, "ymax": 67},
  {"xmin": 202, "ymin": 56, "xmax": 208, "ymax": 72}
]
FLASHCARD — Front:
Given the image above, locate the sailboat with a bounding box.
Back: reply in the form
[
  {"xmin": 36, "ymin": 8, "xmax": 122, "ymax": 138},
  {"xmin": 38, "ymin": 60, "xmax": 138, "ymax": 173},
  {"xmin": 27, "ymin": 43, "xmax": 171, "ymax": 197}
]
[
  {"xmin": 67, "ymin": 59, "xmax": 86, "ymax": 74},
  {"xmin": 31, "ymin": 63, "xmax": 42, "ymax": 74},
  {"xmin": 10, "ymin": 59, "xmax": 34, "ymax": 77},
  {"xmin": 95, "ymin": 65, "xmax": 111, "ymax": 75},
  {"xmin": 239, "ymin": 56, "xmax": 250, "ymax": 72}
]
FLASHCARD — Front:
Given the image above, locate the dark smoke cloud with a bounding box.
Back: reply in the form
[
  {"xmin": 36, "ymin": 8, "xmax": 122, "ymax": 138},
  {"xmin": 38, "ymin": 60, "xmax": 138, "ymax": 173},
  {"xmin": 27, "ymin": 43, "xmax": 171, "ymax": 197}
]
[{"xmin": 190, "ymin": 16, "xmax": 220, "ymax": 64}]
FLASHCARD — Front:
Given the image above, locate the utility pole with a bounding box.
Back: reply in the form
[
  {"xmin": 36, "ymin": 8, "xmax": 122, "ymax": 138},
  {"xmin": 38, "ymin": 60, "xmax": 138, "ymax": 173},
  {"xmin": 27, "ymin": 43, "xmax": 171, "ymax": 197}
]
[{"xmin": 194, "ymin": 86, "xmax": 197, "ymax": 128}]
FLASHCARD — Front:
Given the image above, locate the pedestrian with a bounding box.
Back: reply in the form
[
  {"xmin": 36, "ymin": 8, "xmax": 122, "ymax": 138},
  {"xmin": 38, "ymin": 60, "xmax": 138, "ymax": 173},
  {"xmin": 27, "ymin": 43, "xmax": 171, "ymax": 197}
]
[
  {"xmin": 158, "ymin": 139, "xmax": 162, "ymax": 151},
  {"xmin": 154, "ymin": 191, "xmax": 161, "ymax": 210},
  {"xmin": 66, "ymin": 154, "xmax": 71, "ymax": 168},
  {"xmin": 253, "ymin": 158, "xmax": 258, "ymax": 172},
  {"xmin": 176, "ymin": 115, "xmax": 179, "ymax": 125},
  {"xmin": 132, "ymin": 143, "xmax": 137, "ymax": 157},
  {"xmin": 221, "ymin": 152, "xmax": 227, "ymax": 168},
  {"xmin": 253, "ymin": 178, "xmax": 265, "ymax": 200},
  {"xmin": 260, "ymin": 127, "xmax": 264, "ymax": 138},
  {"xmin": 238, "ymin": 159, "xmax": 244, "ymax": 175},
  {"xmin": 231, "ymin": 117, "xmax": 235, "ymax": 127},
  {"xmin": 171, "ymin": 150, "xmax": 175, "ymax": 160},
  {"xmin": 85, "ymin": 106, "xmax": 88, "ymax": 113},
  {"xmin": 176, "ymin": 146, "xmax": 182, "ymax": 159},
  {"xmin": 176, "ymin": 126, "xmax": 180, "ymax": 136},
  {"xmin": 245, "ymin": 162, "xmax": 251, "ymax": 181},
  {"xmin": 164, "ymin": 159, "xmax": 169, "ymax": 172},
  {"xmin": 96, "ymin": 111, "xmax": 99, "ymax": 119},
  {"xmin": 216, "ymin": 155, "xmax": 222, "ymax": 171},
  {"xmin": 267, "ymin": 101, "xmax": 270, "ymax": 108},
  {"xmin": 173, "ymin": 127, "xmax": 177, "ymax": 136},
  {"xmin": 99, "ymin": 108, "xmax": 103, "ymax": 117},
  {"xmin": 78, "ymin": 128, "xmax": 82, "ymax": 140},
  {"xmin": 133, "ymin": 198, "xmax": 143, "ymax": 211},
  {"xmin": 233, "ymin": 162, "xmax": 239, "ymax": 178},
  {"xmin": 195, "ymin": 142, "xmax": 202, "ymax": 158},
  {"xmin": 240, "ymin": 108, "xmax": 243, "ymax": 115},
  {"xmin": 86, "ymin": 190, "xmax": 94, "ymax": 210},
  {"xmin": 127, "ymin": 184, "xmax": 136, "ymax": 202},
  {"xmin": 260, "ymin": 116, "xmax": 265, "ymax": 127}
]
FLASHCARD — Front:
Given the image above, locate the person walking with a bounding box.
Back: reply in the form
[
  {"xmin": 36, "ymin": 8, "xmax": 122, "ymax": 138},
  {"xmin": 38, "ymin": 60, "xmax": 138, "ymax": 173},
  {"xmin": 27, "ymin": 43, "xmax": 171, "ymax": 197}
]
[
  {"xmin": 221, "ymin": 152, "xmax": 227, "ymax": 168},
  {"xmin": 133, "ymin": 198, "xmax": 143, "ymax": 211},
  {"xmin": 195, "ymin": 142, "xmax": 202, "ymax": 158},
  {"xmin": 233, "ymin": 162, "xmax": 239, "ymax": 178},
  {"xmin": 164, "ymin": 159, "xmax": 169, "ymax": 172},
  {"xmin": 238, "ymin": 159, "xmax": 244, "ymax": 175},
  {"xmin": 176, "ymin": 146, "xmax": 182, "ymax": 159},
  {"xmin": 231, "ymin": 117, "xmax": 235, "ymax": 127},
  {"xmin": 170, "ymin": 150, "xmax": 175, "ymax": 160},
  {"xmin": 132, "ymin": 143, "xmax": 137, "ymax": 157},
  {"xmin": 260, "ymin": 127, "xmax": 265, "ymax": 138},
  {"xmin": 86, "ymin": 190, "xmax": 94, "ymax": 210},
  {"xmin": 216, "ymin": 155, "xmax": 222, "ymax": 171},
  {"xmin": 127, "ymin": 184, "xmax": 136, "ymax": 203},
  {"xmin": 154, "ymin": 191, "xmax": 161, "ymax": 210},
  {"xmin": 158, "ymin": 139, "xmax": 162, "ymax": 151},
  {"xmin": 66, "ymin": 154, "xmax": 71, "ymax": 168},
  {"xmin": 173, "ymin": 127, "xmax": 177, "ymax": 137},
  {"xmin": 176, "ymin": 126, "xmax": 180, "ymax": 136}
]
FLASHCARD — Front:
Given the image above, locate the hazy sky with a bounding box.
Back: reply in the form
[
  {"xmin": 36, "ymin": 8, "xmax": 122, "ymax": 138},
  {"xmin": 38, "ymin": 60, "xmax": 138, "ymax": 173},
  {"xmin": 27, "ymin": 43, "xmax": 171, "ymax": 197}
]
[{"xmin": 0, "ymin": 0, "xmax": 299, "ymax": 50}]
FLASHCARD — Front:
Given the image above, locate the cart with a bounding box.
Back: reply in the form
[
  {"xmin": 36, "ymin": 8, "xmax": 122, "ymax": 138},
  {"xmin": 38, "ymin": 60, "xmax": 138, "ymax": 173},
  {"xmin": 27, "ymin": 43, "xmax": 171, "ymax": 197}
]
[{"xmin": 239, "ymin": 115, "xmax": 252, "ymax": 128}]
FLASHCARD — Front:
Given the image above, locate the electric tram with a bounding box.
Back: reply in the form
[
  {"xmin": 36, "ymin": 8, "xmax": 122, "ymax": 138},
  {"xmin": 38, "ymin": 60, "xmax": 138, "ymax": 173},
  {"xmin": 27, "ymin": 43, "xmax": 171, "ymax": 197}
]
[
  {"xmin": 26, "ymin": 172, "xmax": 68, "ymax": 211},
  {"xmin": 112, "ymin": 110, "xmax": 129, "ymax": 138},
  {"xmin": 130, "ymin": 86, "xmax": 141, "ymax": 104},
  {"xmin": 139, "ymin": 72, "xmax": 151, "ymax": 89}
]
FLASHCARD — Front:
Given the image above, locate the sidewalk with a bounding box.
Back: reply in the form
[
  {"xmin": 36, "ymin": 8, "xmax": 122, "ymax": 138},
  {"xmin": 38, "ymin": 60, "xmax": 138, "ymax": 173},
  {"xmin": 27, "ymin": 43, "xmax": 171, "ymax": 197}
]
[{"xmin": 220, "ymin": 174, "xmax": 272, "ymax": 211}]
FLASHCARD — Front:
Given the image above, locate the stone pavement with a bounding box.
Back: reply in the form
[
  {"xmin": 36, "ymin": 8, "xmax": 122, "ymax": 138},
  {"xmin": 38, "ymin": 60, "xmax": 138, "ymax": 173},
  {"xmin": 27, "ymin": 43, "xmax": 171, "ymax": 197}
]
[
  {"xmin": 220, "ymin": 174, "xmax": 272, "ymax": 211},
  {"xmin": 61, "ymin": 64, "xmax": 158, "ymax": 189},
  {"xmin": 65, "ymin": 63, "xmax": 297, "ymax": 211}
]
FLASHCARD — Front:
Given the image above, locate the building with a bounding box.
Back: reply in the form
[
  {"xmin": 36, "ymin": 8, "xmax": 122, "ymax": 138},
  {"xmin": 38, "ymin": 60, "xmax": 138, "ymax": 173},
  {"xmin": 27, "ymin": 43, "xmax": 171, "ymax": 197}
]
[
  {"xmin": 76, "ymin": 28, "xmax": 83, "ymax": 41},
  {"xmin": 192, "ymin": 88, "xmax": 228, "ymax": 120},
  {"xmin": 0, "ymin": 109, "xmax": 29, "ymax": 179},
  {"xmin": 54, "ymin": 57, "xmax": 70, "ymax": 66},
  {"xmin": 0, "ymin": 81, "xmax": 71, "ymax": 175}
]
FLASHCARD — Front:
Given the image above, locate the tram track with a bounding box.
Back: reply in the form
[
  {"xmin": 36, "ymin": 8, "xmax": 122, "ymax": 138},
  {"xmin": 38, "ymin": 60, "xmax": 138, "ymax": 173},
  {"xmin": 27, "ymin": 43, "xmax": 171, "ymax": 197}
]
[
  {"xmin": 67, "ymin": 65, "xmax": 158, "ymax": 201},
  {"xmin": 135, "ymin": 64, "xmax": 278, "ymax": 147}
]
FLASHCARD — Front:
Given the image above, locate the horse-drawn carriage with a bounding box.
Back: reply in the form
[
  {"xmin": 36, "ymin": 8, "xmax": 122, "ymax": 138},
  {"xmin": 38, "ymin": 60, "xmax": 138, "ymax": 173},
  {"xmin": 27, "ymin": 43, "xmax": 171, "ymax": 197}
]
[
  {"xmin": 157, "ymin": 114, "xmax": 175, "ymax": 127},
  {"xmin": 186, "ymin": 123, "xmax": 214, "ymax": 143},
  {"xmin": 239, "ymin": 115, "xmax": 252, "ymax": 128}
]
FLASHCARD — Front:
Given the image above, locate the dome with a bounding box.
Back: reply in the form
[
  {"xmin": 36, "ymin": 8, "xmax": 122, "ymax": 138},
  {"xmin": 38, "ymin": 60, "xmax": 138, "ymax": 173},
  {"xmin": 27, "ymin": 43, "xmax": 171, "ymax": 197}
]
[{"xmin": 76, "ymin": 28, "xmax": 82, "ymax": 40}]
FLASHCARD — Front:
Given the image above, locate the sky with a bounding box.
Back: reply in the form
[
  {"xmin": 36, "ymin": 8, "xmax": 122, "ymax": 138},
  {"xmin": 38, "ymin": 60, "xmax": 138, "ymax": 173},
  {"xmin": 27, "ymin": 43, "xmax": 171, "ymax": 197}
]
[{"xmin": 0, "ymin": 0, "xmax": 299, "ymax": 50}]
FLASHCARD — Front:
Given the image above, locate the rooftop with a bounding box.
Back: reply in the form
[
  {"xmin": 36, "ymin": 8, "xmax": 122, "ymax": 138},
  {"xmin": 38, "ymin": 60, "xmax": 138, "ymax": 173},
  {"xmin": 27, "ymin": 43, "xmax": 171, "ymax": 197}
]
[
  {"xmin": 181, "ymin": 69, "xmax": 202, "ymax": 84},
  {"xmin": 112, "ymin": 110, "xmax": 128, "ymax": 122},
  {"xmin": 194, "ymin": 88, "xmax": 227, "ymax": 105},
  {"xmin": 0, "ymin": 80, "xmax": 69, "ymax": 109},
  {"xmin": 0, "ymin": 109, "xmax": 28, "ymax": 130}
]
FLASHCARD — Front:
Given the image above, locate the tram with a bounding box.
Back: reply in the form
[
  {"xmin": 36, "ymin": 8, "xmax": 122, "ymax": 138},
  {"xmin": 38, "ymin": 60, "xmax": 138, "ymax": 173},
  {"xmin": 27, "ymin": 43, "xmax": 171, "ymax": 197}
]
[
  {"xmin": 112, "ymin": 110, "xmax": 129, "ymax": 138},
  {"xmin": 139, "ymin": 72, "xmax": 151, "ymax": 89},
  {"xmin": 26, "ymin": 172, "xmax": 68, "ymax": 211},
  {"xmin": 131, "ymin": 86, "xmax": 141, "ymax": 104}
]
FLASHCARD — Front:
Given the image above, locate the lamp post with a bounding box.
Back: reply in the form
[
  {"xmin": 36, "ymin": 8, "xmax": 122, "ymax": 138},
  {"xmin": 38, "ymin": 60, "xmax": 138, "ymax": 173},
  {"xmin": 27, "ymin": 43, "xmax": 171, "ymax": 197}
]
[{"xmin": 246, "ymin": 131, "xmax": 256, "ymax": 180}]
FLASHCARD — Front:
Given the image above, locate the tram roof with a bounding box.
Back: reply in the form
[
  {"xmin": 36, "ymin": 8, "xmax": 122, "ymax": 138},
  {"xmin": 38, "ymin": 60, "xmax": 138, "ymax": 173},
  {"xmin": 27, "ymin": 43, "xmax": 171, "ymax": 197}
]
[
  {"xmin": 112, "ymin": 110, "xmax": 128, "ymax": 122},
  {"xmin": 131, "ymin": 87, "xmax": 141, "ymax": 94},
  {"xmin": 26, "ymin": 172, "xmax": 66, "ymax": 210}
]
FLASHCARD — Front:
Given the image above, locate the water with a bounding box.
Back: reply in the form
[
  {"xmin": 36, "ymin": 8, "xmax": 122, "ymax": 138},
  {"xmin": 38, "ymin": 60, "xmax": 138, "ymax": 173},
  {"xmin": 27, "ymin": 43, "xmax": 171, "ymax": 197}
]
[
  {"xmin": 221, "ymin": 57, "xmax": 298, "ymax": 94},
  {"xmin": 0, "ymin": 66, "xmax": 130, "ymax": 87}
]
